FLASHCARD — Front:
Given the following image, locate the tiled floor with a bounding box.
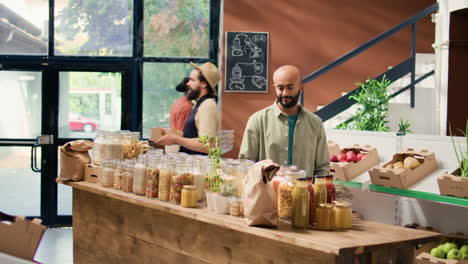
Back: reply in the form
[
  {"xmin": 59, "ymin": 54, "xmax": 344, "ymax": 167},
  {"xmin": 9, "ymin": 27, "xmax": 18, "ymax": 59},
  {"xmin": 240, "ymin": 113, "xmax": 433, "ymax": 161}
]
[{"xmin": 34, "ymin": 228, "xmax": 73, "ymax": 264}]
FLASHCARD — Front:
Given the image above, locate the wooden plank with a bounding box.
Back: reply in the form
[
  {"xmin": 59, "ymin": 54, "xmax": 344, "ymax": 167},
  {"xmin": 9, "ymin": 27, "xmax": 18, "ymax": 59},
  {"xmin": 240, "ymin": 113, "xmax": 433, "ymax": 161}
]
[{"xmin": 74, "ymin": 189, "xmax": 336, "ymax": 264}]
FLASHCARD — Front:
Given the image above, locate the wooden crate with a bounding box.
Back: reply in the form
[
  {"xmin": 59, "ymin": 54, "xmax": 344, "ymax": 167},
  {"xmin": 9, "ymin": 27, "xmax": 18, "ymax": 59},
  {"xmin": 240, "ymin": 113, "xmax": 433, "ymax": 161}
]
[
  {"xmin": 369, "ymin": 149, "xmax": 438, "ymax": 189},
  {"xmin": 437, "ymin": 168, "xmax": 468, "ymax": 198},
  {"xmin": 416, "ymin": 233, "xmax": 468, "ymax": 264},
  {"xmin": 327, "ymin": 141, "xmax": 341, "ymax": 156},
  {"xmin": 330, "ymin": 144, "xmax": 380, "ymax": 181},
  {"xmin": 84, "ymin": 163, "xmax": 101, "ymax": 183}
]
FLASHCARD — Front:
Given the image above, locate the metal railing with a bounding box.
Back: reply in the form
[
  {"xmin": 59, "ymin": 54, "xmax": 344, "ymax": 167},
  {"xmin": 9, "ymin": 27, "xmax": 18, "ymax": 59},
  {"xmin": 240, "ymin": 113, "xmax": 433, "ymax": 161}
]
[{"xmin": 305, "ymin": 3, "xmax": 439, "ymax": 123}]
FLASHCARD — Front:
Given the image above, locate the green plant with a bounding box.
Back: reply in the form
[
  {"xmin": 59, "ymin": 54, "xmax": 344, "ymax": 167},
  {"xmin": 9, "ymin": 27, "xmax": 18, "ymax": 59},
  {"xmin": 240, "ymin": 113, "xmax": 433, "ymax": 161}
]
[
  {"xmin": 398, "ymin": 118, "xmax": 413, "ymax": 135},
  {"xmin": 450, "ymin": 120, "xmax": 468, "ymax": 177},
  {"xmin": 338, "ymin": 75, "xmax": 392, "ymax": 131},
  {"xmin": 199, "ymin": 135, "xmax": 223, "ymax": 192},
  {"xmin": 220, "ymin": 184, "xmax": 237, "ymax": 197}
]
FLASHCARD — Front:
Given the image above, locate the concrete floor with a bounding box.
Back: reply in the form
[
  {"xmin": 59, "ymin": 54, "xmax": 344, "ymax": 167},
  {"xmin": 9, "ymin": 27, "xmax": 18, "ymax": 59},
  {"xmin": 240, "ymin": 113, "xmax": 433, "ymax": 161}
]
[{"xmin": 35, "ymin": 228, "xmax": 73, "ymax": 264}]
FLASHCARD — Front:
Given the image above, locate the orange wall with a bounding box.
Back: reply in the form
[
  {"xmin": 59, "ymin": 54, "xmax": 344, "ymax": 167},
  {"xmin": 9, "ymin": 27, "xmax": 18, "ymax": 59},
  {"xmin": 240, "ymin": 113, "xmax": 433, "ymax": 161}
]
[{"xmin": 221, "ymin": 0, "xmax": 435, "ymax": 158}]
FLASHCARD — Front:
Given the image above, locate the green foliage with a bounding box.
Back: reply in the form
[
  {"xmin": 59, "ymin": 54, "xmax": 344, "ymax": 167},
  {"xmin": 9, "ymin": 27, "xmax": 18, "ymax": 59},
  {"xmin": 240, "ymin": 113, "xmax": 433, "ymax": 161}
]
[
  {"xmin": 449, "ymin": 120, "xmax": 468, "ymax": 177},
  {"xmin": 398, "ymin": 118, "xmax": 413, "ymax": 135},
  {"xmin": 221, "ymin": 184, "xmax": 237, "ymax": 197},
  {"xmin": 338, "ymin": 75, "xmax": 392, "ymax": 131},
  {"xmin": 199, "ymin": 135, "xmax": 223, "ymax": 192}
]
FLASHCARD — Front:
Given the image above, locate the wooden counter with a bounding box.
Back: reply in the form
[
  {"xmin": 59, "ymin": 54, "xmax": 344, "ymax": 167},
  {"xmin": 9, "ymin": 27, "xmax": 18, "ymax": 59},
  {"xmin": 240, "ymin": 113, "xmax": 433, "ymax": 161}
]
[{"xmin": 57, "ymin": 179, "xmax": 441, "ymax": 264}]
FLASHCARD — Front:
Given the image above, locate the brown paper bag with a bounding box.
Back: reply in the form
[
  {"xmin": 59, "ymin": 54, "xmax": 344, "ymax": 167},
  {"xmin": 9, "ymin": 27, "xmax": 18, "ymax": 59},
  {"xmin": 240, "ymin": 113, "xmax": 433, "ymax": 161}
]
[
  {"xmin": 243, "ymin": 160, "xmax": 280, "ymax": 227},
  {"xmin": 59, "ymin": 140, "xmax": 93, "ymax": 181}
]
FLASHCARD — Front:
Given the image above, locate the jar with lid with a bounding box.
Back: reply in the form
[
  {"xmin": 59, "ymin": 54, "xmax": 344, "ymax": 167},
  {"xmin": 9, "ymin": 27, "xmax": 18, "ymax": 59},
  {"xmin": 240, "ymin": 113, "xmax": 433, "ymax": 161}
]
[
  {"xmin": 133, "ymin": 158, "xmax": 146, "ymax": 195},
  {"xmin": 113, "ymin": 160, "xmax": 123, "ymax": 190},
  {"xmin": 170, "ymin": 161, "xmax": 194, "ymax": 204},
  {"xmin": 99, "ymin": 158, "xmax": 115, "ymax": 187},
  {"xmin": 102, "ymin": 132, "xmax": 124, "ymax": 160},
  {"xmin": 228, "ymin": 162, "xmax": 246, "ymax": 197},
  {"xmin": 313, "ymin": 176, "xmax": 328, "ymax": 224},
  {"xmin": 334, "ymin": 201, "xmax": 352, "ymax": 229},
  {"xmin": 121, "ymin": 160, "xmax": 135, "ymax": 193},
  {"xmin": 306, "ymin": 176, "xmax": 315, "ymax": 226},
  {"xmin": 123, "ymin": 132, "xmax": 142, "ymax": 159},
  {"xmin": 92, "ymin": 131, "xmax": 107, "ymax": 166},
  {"xmin": 292, "ymin": 178, "xmax": 310, "ymax": 229},
  {"xmin": 316, "ymin": 203, "xmax": 336, "ymax": 230},
  {"xmin": 145, "ymin": 156, "xmax": 160, "ymax": 198},
  {"xmin": 278, "ymin": 170, "xmax": 300, "ymax": 219},
  {"xmin": 159, "ymin": 157, "xmax": 175, "ymax": 202},
  {"xmin": 325, "ymin": 175, "xmax": 336, "ymax": 203},
  {"xmin": 192, "ymin": 158, "xmax": 206, "ymax": 201},
  {"xmin": 181, "ymin": 185, "xmax": 197, "ymax": 208}
]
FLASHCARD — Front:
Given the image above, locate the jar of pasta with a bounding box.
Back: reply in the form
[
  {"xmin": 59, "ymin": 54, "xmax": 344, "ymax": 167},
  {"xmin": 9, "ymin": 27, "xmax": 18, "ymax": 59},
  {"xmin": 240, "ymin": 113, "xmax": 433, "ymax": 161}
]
[
  {"xmin": 123, "ymin": 132, "xmax": 142, "ymax": 159},
  {"xmin": 278, "ymin": 170, "xmax": 299, "ymax": 219},
  {"xmin": 170, "ymin": 161, "xmax": 194, "ymax": 204},
  {"xmin": 181, "ymin": 185, "xmax": 197, "ymax": 208},
  {"xmin": 113, "ymin": 160, "xmax": 123, "ymax": 190},
  {"xmin": 133, "ymin": 158, "xmax": 146, "ymax": 195},
  {"xmin": 145, "ymin": 156, "xmax": 160, "ymax": 198},
  {"xmin": 159, "ymin": 157, "xmax": 175, "ymax": 202},
  {"xmin": 334, "ymin": 200, "xmax": 352, "ymax": 229},
  {"xmin": 316, "ymin": 203, "xmax": 335, "ymax": 230},
  {"xmin": 292, "ymin": 178, "xmax": 310, "ymax": 229}
]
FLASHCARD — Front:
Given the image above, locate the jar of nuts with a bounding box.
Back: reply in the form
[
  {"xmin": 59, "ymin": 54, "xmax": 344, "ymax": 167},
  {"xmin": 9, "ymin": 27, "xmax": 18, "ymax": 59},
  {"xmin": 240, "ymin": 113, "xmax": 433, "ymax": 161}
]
[{"xmin": 278, "ymin": 170, "xmax": 300, "ymax": 220}]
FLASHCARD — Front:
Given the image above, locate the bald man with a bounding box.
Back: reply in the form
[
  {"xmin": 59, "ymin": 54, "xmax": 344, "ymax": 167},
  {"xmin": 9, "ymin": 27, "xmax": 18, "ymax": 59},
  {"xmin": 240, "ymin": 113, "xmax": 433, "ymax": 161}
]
[{"xmin": 239, "ymin": 65, "xmax": 330, "ymax": 177}]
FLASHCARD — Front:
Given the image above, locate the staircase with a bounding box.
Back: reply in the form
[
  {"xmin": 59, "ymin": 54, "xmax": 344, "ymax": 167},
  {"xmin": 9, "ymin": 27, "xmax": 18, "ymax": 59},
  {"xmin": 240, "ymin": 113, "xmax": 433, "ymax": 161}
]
[
  {"xmin": 305, "ymin": 3, "xmax": 439, "ymax": 133},
  {"xmin": 320, "ymin": 53, "xmax": 437, "ymax": 134}
]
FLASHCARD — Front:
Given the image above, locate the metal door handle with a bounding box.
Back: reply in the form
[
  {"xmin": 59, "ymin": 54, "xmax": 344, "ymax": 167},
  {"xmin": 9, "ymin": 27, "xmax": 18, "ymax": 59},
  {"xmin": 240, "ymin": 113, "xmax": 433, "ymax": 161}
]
[{"xmin": 31, "ymin": 144, "xmax": 41, "ymax": 173}]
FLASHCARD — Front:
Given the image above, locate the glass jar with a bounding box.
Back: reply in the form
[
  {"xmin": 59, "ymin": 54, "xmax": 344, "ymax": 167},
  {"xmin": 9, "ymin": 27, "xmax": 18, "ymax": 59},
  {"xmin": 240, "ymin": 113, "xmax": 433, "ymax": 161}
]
[
  {"xmin": 113, "ymin": 160, "xmax": 123, "ymax": 190},
  {"xmin": 306, "ymin": 176, "xmax": 315, "ymax": 226},
  {"xmin": 92, "ymin": 131, "xmax": 107, "ymax": 166},
  {"xmin": 229, "ymin": 197, "xmax": 243, "ymax": 217},
  {"xmin": 145, "ymin": 157, "xmax": 160, "ymax": 198},
  {"xmin": 181, "ymin": 185, "xmax": 197, "ymax": 208},
  {"xmin": 292, "ymin": 178, "xmax": 310, "ymax": 229},
  {"xmin": 121, "ymin": 160, "xmax": 134, "ymax": 193},
  {"xmin": 334, "ymin": 201, "xmax": 352, "ymax": 229},
  {"xmin": 316, "ymin": 203, "xmax": 335, "ymax": 230},
  {"xmin": 278, "ymin": 170, "xmax": 300, "ymax": 219},
  {"xmin": 123, "ymin": 132, "xmax": 142, "ymax": 159},
  {"xmin": 325, "ymin": 175, "xmax": 336, "ymax": 203},
  {"xmin": 313, "ymin": 176, "xmax": 328, "ymax": 224},
  {"xmin": 170, "ymin": 162, "xmax": 194, "ymax": 204},
  {"xmin": 133, "ymin": 158, "xmax": 146, "ymax": 195},
  {"xmin": 229, "ymin": 162, "xmax": 246, "ymax": 197},
  {"xmin": 102, "ymin": 131, "xmax": 124, "ymax": 160},
  {"xmin": 99, "ymin": 158, "xmax": 114, "ymax": 187},
  {"xmin": 192, "ymin": 158, "xmax": 206, "ymax": 201},
  {"xmin": 159, "ymin": 157, "xmax": 175, "ymax": 202}
]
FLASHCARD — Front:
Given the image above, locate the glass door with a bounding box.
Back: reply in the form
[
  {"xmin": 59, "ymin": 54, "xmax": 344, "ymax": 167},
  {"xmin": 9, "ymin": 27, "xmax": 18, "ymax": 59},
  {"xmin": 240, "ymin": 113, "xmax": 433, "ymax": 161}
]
[{"xmin": 0, "ymin": 70, "xmax": 43, "ymax": 218}]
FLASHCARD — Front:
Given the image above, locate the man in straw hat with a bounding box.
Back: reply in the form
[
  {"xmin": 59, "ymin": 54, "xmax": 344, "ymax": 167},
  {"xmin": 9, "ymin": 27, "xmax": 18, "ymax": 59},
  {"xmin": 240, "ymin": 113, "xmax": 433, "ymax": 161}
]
[
  {"xmin": 156, "ymin": 62, "xmax": 221, "ymax": 155},
  {"xmin": 239, "ymin": 65, "xmax": 329, "ymax": 177}
]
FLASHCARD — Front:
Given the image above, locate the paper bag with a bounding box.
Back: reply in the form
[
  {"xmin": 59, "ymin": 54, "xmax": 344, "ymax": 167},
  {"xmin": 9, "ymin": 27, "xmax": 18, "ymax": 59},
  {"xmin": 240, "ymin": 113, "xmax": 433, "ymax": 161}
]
[
  {"xmin": 243, "ymin": 160, "xmax": 280, "ymax": 227},
  {"xmin": 59, "ymin": 140, "xmax": 93, "ymax": 181}
]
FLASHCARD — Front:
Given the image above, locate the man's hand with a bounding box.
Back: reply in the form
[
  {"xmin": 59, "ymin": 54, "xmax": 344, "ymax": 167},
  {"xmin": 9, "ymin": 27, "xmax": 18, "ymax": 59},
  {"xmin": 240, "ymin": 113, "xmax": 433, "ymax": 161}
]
[{"xmin": 154, "ymin": 128, "xmax": 180, "ymax": 146}]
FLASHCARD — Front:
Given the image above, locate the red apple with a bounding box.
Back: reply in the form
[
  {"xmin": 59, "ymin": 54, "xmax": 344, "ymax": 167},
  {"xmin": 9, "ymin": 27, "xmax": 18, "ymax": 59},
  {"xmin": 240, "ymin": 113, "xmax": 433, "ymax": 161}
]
[
  {"xmin": 337, "ymin": 153, "xmax": 347, "ymax": 162},
  {"xmin": 330, "ymin": 155, "xmax": 339, "ymax": 162},
  {"xmin": 360, "ymin": 154, "xmax": 367, "ymax": 160},
  {"xmin": 346, "ymin": 150, "xmax": 355, "ymax": 156},
  {"xmin": 346, "ymin": 152, "xmax": 357, "ymax": 162}
]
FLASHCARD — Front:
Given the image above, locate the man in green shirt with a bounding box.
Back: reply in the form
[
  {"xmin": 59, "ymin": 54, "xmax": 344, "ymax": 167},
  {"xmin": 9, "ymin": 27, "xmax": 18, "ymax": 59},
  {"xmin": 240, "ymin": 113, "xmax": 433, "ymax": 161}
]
[{"xmin": 239, "ymin": 65, "xmax": 330, "ymax": 177}]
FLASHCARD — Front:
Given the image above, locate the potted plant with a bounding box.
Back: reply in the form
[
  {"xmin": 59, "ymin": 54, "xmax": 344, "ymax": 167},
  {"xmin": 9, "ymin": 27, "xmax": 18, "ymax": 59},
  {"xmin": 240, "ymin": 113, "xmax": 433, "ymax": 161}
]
[
  {"xmin": 200, "ymin": 135, "xmax": 223, "ymax": 211},
  {"xmin": 450, "ymin": 120, "xmax": 468, "ymax": 178}
]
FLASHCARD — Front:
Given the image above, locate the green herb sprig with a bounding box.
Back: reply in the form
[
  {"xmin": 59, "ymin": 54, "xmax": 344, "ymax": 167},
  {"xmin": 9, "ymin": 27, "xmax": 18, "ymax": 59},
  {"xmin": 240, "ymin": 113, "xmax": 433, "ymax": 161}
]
[{"xmin": 199, "ymin": 135, "xmax": 223, "ymax": 192}]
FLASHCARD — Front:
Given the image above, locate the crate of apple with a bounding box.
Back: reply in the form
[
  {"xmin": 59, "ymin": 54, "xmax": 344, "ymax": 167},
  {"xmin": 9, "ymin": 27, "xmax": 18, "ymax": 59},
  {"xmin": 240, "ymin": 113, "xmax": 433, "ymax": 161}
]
[
  {"xmin": 330, "ymin": 150, "xmax": 367, "ymax": 163},
  {"xmin": 429, "ymin": 242, "xmax": 468, "ymax": 260}
]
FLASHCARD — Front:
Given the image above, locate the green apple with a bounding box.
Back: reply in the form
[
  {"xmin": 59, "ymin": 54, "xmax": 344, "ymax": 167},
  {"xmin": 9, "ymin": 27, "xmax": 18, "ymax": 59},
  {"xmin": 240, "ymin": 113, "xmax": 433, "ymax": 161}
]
[
  {"xmin": 442, "ymin": 242, "xmax": 458, "ymax": 254},
  {"xmin": 463, "ymin": 253, "xmax": 468, "ymax": 260},
  {"xmin": 447, "ymin": 249, "xmax": 461, "ymax": 260},
  {"xmin": 430, "ymin": 247, "xmax": 446, "ymax": 259},
  {"xmin": 460, "ymin": 245, "xmax": 468, "ymax": 256}
]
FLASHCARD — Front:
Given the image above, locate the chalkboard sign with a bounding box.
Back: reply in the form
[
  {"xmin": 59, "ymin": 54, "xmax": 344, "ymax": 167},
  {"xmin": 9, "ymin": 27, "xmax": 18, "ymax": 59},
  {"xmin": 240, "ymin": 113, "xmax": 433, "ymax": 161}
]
[{"xmin": 225, "ymin": 32, "xmax": 269, "ymax": 93}]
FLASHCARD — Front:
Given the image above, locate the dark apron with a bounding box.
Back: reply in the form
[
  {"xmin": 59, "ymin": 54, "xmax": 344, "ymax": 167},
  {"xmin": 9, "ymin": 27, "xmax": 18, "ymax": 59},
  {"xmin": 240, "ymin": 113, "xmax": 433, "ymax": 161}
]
[{"xmin": 179, "ymin": 95, "xmax": 216, "ymax": 155}]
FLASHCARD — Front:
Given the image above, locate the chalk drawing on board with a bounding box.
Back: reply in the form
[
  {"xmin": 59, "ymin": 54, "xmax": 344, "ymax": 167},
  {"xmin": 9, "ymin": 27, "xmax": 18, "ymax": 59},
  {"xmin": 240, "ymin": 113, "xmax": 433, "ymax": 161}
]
[
  {"xmin": 229, "ymin": 60, "xmax": 266, "ymax": 91},
  {"xmin": 226, "ymin": 31, "xmax": 268, "ymax": 93}
]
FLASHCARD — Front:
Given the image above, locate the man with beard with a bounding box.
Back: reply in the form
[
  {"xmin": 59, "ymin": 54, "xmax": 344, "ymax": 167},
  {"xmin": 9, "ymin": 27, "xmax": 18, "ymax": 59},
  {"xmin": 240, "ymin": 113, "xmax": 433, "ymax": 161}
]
[
  {"xmin": 239, "ymin": 65, "xmax": 329, "ymax": 177},
  {"xmin": 169, "ymin": 77, "xmax": 194, "ymax": 131},
  {"xmin": 156, "ymin": 62, "xmax": 220, "ymax": 155}
]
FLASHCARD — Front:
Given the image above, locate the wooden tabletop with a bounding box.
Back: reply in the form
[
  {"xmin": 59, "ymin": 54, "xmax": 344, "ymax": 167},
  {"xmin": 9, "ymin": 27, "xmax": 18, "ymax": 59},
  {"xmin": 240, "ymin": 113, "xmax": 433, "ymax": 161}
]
[{"xmin": 57, "ymin": 179, "xmax": 440, "ymax": 256}]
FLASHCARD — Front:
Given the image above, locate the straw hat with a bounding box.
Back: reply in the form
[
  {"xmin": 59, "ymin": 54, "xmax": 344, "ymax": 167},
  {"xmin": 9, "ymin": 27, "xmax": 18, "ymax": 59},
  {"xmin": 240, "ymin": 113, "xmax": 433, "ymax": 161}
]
[{"xmin": 189, "ymin": 62, "xmax": 220, "ymax": 95}]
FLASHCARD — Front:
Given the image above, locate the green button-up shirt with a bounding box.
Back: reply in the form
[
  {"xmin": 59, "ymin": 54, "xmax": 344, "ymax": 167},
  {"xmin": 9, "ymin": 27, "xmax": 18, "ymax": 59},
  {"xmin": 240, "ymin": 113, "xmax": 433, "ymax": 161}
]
[{"xmin": 239, "ymin": 103, "xmax": 330, "ymax": 177}]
